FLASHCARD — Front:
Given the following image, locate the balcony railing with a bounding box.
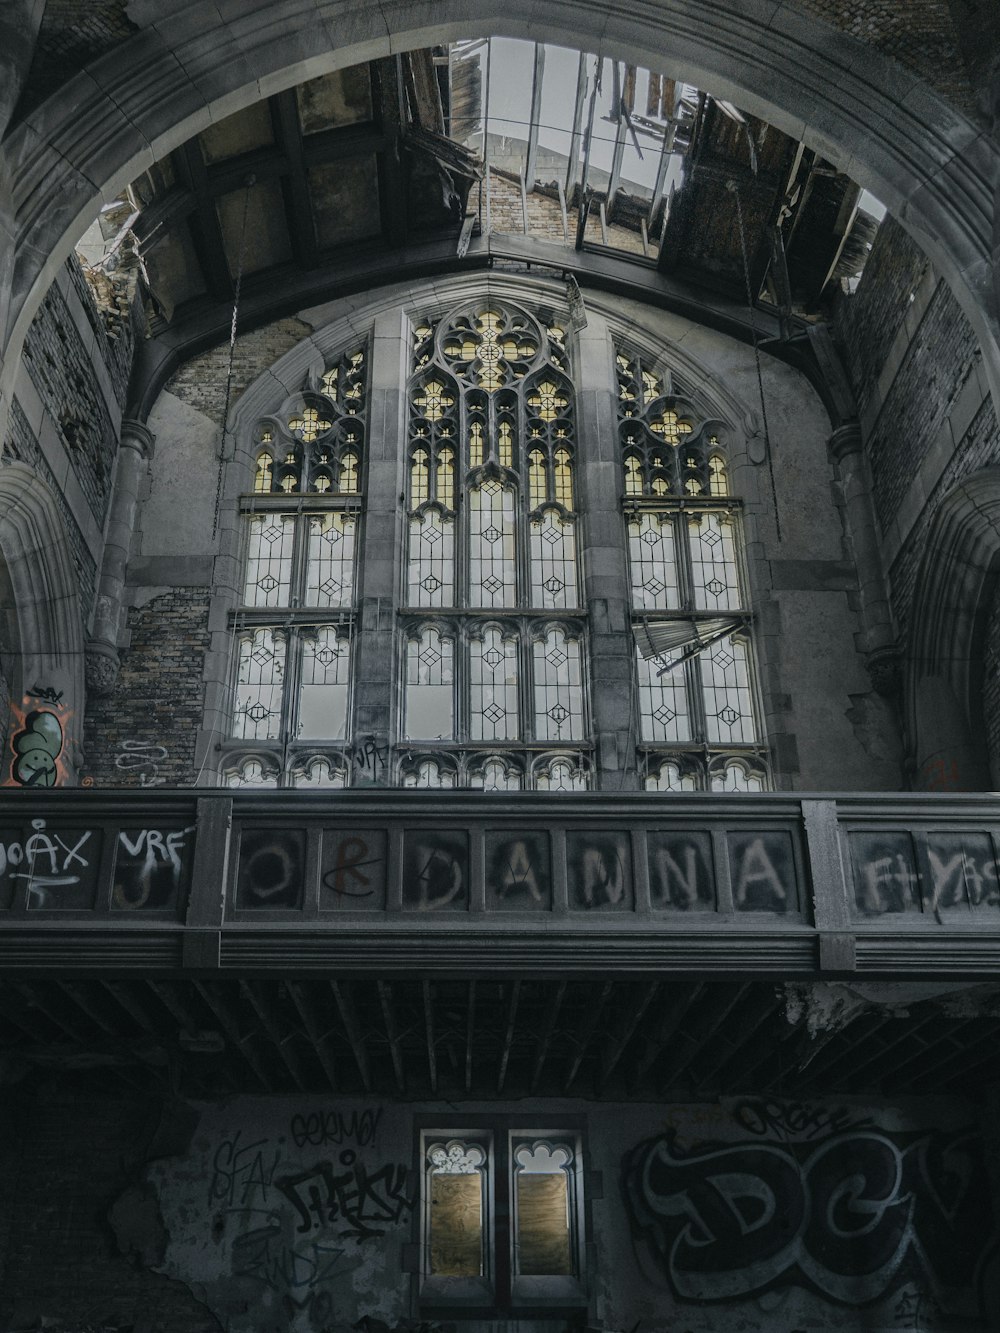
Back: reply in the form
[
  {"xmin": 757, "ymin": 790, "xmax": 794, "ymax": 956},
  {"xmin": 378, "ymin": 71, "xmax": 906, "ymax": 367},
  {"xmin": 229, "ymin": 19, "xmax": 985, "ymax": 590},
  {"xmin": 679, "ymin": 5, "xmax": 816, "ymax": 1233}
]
[{"xmin": 0, "ymin": 789, "xmax": 998, "ymax": 976}]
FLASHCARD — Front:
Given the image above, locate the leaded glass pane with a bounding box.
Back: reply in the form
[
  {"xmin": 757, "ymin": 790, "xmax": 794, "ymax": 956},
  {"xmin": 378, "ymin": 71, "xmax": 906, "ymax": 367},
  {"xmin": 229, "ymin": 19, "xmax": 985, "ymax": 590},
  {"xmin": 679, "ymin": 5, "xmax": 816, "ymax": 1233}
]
[
  {"xmin": 470, "ymin": 628, "xmax": 519, "ymax": 742},
  {"xmin": 233, "ymin": 628, "xmax": 286, "ymax": 740},
  {"xmin": 645, "ymin": 759, "xmax": 698, "ymax": 792},
  {"xmin": 627, "ymin": 513, "xmax": 681, "ymax": 611},
  {"xmin": 711, "ymin": 759, "xmax": 765, "ymax": 792},
  {"xmin": 637, "ymin": 649, "xmax": 691, "ymax": 743},
  {"xmin": 408, "ymin": 511, "xmax": 455, "ymax": 607},
  {"xmin": 533, "ymin": 629, "xmax": 583, "ymax": 741},
  {"xmin": 470, "ymin": 756, "xmax": 522, "ymax": 790},
  {"xmin": 470, "ymin": 481, "xmax": 516, "ymax": 607},
  {"xmin": 406, "ymin": 628, "xmax": 454, "ymax": 740},
  {"xmin": 535, "ymin": 755, "xmax": 588, "ymax": 791},
  {"xmin": 224, "ymin": 757, "xmax": 278, "ymax": 788},
  {"xmin": 404, "ymin": 758, "xmax": 456, "ymax": 788},
  {"xmin": 243, "ymin": 514, "xmax": 295, "ymax": 606},
  {"xmin": 293, "ymin": 756, "xmax": 348, "ymax": 788},
  {"xmin": 530, "ymin": 511, "xmax": 578, "ymax": 610},
  {"xmin": 304, "ymin": 512, "xmax": 356, "ymax": 607},
  {"xmin": 700, "ymin": 636, "xmax": 756, "ymax": 744},
  {"xmin": 689, "ymin": 511, "xmax": 741, "ymax": 610},
  {"xmin": 298, "ymin": 626, "xmax": 351, "ymax": 739}
]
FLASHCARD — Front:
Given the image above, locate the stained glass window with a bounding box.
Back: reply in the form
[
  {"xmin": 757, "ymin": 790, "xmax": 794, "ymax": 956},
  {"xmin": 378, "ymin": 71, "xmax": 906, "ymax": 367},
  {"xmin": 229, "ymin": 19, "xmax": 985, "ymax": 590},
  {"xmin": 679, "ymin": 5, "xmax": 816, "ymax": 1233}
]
[
  {"xmin": 403, "ymin": 301, "xmax": 588, "ymax": 788},
  {"xmin": 618, "ymin": 345, "xmax": 767, "ymax": 790},
  {"xmin": 225, "ymin": 342, "xmax": 367, "ymax": 786}
]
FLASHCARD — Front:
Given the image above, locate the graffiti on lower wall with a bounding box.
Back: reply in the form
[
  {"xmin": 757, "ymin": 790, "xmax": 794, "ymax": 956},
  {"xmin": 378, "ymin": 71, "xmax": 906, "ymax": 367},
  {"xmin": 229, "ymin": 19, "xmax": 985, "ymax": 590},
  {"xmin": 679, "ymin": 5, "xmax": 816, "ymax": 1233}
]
[
  {"xmin": 623, "ymin": 1103, "xmax": 995, "ymax": 1314},
  {"xmin": 146, "ymin": 1103, "xmax": 415, "ymax": 1329}
]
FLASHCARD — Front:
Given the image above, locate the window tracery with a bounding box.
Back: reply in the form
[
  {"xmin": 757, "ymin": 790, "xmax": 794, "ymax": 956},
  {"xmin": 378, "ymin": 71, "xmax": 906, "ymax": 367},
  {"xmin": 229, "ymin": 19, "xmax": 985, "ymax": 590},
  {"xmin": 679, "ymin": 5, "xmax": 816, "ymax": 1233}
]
[
  {"xmin": 224, "ymin": 342, "xmax": 368, "ymax": 787},
  {"xmin": 618, "ymin": 346, "xmax": 768, "ymax": 791},
  {"xmin": 403, "ymin": 301, "xmax": 588, "ymax": 788}
]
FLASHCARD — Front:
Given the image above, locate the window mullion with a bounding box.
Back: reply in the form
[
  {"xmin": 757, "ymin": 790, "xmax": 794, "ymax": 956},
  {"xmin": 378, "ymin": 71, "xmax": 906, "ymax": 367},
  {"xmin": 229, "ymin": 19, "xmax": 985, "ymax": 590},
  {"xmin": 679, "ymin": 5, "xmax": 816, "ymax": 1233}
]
[{"xmin": 494, "ymin": 1130, "xmax": 512, "ymax": 1308}]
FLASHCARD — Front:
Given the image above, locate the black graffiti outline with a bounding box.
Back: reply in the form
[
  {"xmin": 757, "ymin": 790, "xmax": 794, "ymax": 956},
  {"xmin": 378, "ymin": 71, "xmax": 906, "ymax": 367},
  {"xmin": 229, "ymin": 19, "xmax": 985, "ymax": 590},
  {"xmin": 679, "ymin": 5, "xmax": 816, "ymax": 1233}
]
[
  {"xmin": 622, "ymin": 1126, "xmax": 994, "ymax": 1308},
  {"xmin": 275, "ymin": 1155, "xmax": 414, "ymax": 1240}
]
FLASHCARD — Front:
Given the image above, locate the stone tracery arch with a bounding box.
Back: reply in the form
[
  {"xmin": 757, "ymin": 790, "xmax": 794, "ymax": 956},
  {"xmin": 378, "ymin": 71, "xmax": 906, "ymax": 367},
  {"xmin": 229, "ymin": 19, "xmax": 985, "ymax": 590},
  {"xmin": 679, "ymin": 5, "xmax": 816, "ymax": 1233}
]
[{"xmin": 0, "ymin": 462, "xmax": 86, "ymax": 783}]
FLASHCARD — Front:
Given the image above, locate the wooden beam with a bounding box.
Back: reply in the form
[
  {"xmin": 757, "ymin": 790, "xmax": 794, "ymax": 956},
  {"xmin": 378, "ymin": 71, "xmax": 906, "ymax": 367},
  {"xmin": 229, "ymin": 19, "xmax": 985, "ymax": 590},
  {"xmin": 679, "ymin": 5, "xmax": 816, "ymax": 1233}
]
[
  {"xmin": 286, "ymin": 981, "xmax": 339, "ymax": 1091},
  {"xmin": 565, "ymin": 979, "xmax": 613, "ymax": 1089},
  {"xmin": 12, "ymin": 982, "xmax": 90, "ymax": 1045},
  {"xmin": 271, "ymin": 90, "xmax": 319, "ymax": 270},
  {"xmin": 194, "ymin": 981, "xmax": 272, "ymax": 1090},
  {"xmin": 378, "ymin": 980, "xmax": 405, "ymax": 1092},
  {"xmin": 101, "ymin": 981, "xmax": 165, "ymax": 1041},
  {"xmin": 631, "ymin": 983, "xmax": 702, "ymax": 1085},
  {"xmin": 599, "ymin": 981, "xmax": 659, "ymax": 1092},
  {"xmin": 241, "ymin": 980, "xmax": 308, "ymax": 1091},
  {"xmin": 690, "ymin": 987, "xmax": 782, "ymax": 1086},
  {"xmin": 464, "ymin": 980, "xmax": 477, "ymax": 1093},
  {"xmin": 530, "ymin": 980, "xmax": 567, "ymax": 1093},
  {"xmin": 657, "ymin": 984, "xmax": 749, "ymax": 1091},
  {"xmin": 376, "ymin": 57, "xmax": 409, "ymax": 249},
  {"xmin": 497, "ymin": 979, "xmax": 520, "ymax": 1093},
  {"xmin": 177, "ymin": 139, "xmax": 236, "ymax": 302},
  {"xmin": 331, "ymin": 981, "xmax": 371, "ymax": 1092},
  {"xmin": 423, "ymin": 980, "xmax": 437, "ymax": 1094},
  {"xmin": 564, "ymin": 52, "xmax": 588, "ymax": 201}
]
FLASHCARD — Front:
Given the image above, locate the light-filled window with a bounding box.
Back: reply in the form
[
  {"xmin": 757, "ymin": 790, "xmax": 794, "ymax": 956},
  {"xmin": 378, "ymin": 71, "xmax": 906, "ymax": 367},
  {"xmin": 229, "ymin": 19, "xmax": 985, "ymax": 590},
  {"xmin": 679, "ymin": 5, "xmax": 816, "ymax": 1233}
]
[
  {"xmin": 224, "ymin": 344, "xmax": 367, "ymax": 786},
  {"xmin": 617, "ymin": 348, "xmax": 768, "ymax": 790},
  {"xmin": 419, "ymin": 1125, "xmax": 586, "ymax": 1312},
  {"xmin": 402, "ymin": 302, "xmax": 589, "ymax": 789}
]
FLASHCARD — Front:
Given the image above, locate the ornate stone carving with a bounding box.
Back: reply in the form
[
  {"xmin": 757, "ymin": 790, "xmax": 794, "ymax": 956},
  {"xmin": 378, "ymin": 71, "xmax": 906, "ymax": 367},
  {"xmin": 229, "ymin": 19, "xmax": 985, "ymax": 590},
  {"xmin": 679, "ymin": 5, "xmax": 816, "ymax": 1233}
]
[{"xmin": 85, "ymin": 639, "xmax": 120, "ymax": 696}]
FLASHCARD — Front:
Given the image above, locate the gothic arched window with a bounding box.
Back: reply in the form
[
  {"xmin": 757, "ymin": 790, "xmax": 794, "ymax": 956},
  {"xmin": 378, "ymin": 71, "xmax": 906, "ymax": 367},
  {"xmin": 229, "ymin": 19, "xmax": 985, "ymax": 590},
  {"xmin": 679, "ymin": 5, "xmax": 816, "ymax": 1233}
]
[
  {"xmin": 225, "ymin": 344, "xmax": 368, "ymax": 786},
  {"xmin": 617, "ymin": 349, "xmax": 768, "ymax": 790},
  {"xmin": 401, "ymin": 303, "xmax": 588, "ymax": 788}
]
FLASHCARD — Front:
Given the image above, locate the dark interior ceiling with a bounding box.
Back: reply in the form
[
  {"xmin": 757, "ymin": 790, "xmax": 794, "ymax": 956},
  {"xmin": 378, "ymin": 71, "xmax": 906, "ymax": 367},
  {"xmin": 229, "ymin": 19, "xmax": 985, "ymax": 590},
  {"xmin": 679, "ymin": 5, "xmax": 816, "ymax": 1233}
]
[
  {"xmin": 86, "ymin": 46, "xmax": 877, "ymax": 350},
  {"xmin": 3, "ymin": 976, "xmax": 998, "ymax": 1101}
]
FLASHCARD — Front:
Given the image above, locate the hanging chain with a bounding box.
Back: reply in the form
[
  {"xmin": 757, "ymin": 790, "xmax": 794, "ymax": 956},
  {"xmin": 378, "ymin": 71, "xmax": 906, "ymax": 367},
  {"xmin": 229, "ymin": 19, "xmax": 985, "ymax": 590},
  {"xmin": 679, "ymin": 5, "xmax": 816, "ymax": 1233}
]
[
  {"xmin": 211, "ymin": 173, "xmax": 256, "ymax": 540},
  {"xmin": 730, "ymin": 178, "xmax": 782, "ymax": 542}
]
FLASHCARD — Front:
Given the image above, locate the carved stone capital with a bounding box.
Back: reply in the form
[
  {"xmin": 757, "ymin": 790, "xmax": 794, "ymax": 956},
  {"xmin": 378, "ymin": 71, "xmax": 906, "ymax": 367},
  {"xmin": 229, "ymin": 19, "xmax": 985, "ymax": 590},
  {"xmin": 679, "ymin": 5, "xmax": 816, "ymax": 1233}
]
[
  {"xmin": 85, "ymin": 639, "xmax": 121, "ymax": 696},
  {"xmin": 119, "ymin": 419, "xmax": 156, "ymax": 459},
  {"xmin": 827, "ymin": 421, "xmax": 864, "ymax": 466},
  {"xmin": 865, "ymin": 643, "xmax": 902, "ymax": 698}
]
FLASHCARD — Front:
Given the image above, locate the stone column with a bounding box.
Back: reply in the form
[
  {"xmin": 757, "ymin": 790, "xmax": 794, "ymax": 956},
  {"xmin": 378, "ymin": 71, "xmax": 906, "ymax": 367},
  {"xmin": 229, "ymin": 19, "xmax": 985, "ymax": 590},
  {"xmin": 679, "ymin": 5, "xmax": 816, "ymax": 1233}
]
[
  {"xmin": 0, "ymin": 0, "xmax": 45, "ymax": 448},
  {"xmin": 350, "ymin": 309, "xmax": 408, "ymax": 783},
  {"xmin": 828, "ymin": 422, "xmax": 899, "ymax": 695},
  {"xmin": 85, "ymin": 420, "xmax": 155, "ymax": 696},
  {"xmin": 576, "ymin": 312, "xmax": 640, "ymax": 789}
]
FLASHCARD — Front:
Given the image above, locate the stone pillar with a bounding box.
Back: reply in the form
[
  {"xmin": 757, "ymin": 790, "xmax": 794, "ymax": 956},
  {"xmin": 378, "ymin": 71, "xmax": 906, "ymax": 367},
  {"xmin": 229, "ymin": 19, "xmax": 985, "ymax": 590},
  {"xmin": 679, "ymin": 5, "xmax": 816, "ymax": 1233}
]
[
  {"xmin": 576, "ymin": 313, "xmax": 640, "ymax": 789},
  {"xmin": 85, "ymin": 420, "xmax": 155, "ymax": 696},
  {"xmin": 350, "ymin": 309, "xmax": 408, "ymax": 783},
  {"xmin": 0, "ymin": 0, "xmax": 45, "ymax": 448},
  {"xmin": 828, "ymin": 422, "xmax": 899, "ymax": 695}
]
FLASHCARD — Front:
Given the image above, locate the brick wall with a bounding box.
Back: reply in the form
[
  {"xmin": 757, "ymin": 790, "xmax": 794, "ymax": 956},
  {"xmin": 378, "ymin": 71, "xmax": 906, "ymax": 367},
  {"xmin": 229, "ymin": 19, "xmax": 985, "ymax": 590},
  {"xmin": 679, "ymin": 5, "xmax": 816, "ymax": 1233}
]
[
  {"xmin": 488, "ymin": 170, "xmax": 652, "ymax": 257},
  {"xmin": 864, "ymin": 282, "xmax": 979, "ymax": 536},
  {"xmin": 165, "ymin": 318, "xmax": 315, "ymax": 426},
  {"xmin": 83, "ymin": 589, "xmax": 211, "ymax": 787},
  {"xmin": 15, "ymin": 0, "xmax": 136, "ymax": 120},
  {"xmin": 0, "ymin": 1092, "xmax": 219, "ymax": 1332},
  {"xmin": 834, "ymin": 218, "xmax": 930, "ymax": 422},
  {"xmin": 3, "ymin": 398, "xmax": 97, "ymax": 624},
  {"xmin": 22, "ymin": 271, "xmax": 119, "ymax": 527},
  {"xmin": 790, "ymin": 0, "xmax": 974, "ymax": 113}
]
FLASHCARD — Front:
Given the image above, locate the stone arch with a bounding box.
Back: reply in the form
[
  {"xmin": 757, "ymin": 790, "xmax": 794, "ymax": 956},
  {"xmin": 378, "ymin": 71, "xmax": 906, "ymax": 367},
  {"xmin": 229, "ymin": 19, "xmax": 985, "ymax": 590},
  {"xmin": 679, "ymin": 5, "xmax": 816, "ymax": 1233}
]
[
  {"xmin": 2, "ymin": 0, "xmax": 1000, "ymax": 414},
  {"xmin": 907, "ymin": 467, "xmax": 1000, "ymax": 791},
  {"xmin": 0, "ymin": 462, "xmax": 86, "ymax": 783}
]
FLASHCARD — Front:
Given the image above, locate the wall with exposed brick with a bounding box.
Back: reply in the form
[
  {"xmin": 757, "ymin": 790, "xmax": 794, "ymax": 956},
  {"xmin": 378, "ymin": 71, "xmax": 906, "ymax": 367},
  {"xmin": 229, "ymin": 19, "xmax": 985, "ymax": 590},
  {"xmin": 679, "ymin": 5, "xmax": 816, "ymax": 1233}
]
[
  {"xmin": 0, "ymin": 1092, "xmax": 220, "ymax": 1333},
  {"xmin": 83, "ymin": 589, "xmax": 211, "ymax": 787},
  {"xmin": 790, "ymin": 0, "xmax": 975, "ymax": 114}
]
